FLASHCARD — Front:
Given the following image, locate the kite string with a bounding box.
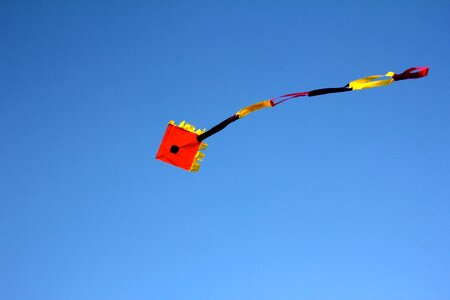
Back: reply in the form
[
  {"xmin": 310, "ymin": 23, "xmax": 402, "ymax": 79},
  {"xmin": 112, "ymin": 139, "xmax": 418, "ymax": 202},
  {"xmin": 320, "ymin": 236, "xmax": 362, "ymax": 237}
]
[{"xmin": 271, "ymin": 91, "xmax": 310, "ymax": 106}]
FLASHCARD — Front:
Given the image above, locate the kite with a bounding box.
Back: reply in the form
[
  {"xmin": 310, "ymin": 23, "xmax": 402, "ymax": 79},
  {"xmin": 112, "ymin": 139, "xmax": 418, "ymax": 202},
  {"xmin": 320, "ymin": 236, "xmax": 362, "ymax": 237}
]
[{"xmin": 156, "ymin": 66, "xmax": 429, "ymax": 172}]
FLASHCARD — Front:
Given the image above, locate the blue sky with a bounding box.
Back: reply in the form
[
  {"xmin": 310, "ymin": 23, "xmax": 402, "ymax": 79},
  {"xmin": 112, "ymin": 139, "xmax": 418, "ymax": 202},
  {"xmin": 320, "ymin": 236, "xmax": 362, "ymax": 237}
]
[{"xmin": 1, "ymin": 1, "xmax": 449, "ymax": 299}]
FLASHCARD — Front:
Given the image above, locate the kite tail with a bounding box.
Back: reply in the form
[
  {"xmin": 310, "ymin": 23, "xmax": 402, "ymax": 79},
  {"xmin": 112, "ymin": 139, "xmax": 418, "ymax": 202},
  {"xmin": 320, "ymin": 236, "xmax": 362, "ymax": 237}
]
[
  {"xmin": 308, "ymin": 86, "xmax": 352, "ymax": 96},
  {"xmin": 196, "ymin": 66, "xmax": 429, "ymax": 142}
]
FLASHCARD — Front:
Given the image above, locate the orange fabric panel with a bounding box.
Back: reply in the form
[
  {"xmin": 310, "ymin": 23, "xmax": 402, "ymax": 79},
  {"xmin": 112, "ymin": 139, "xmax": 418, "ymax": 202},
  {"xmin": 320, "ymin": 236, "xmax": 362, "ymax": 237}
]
[{"xmin": 155, "ymin": 124, "xmax": 201, "ymax": 171}]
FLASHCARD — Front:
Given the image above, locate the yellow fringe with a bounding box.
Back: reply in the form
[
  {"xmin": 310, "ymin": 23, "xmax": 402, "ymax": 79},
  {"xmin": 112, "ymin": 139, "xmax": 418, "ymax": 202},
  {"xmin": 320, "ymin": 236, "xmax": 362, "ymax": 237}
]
[
  {"xmin": 190, "ymin": 163, "xmax": 201, "ymax": 172},
  {"xmin": 190, "ymin": 149, "xmax": 206, "ymax": 172},
  {"xmin": 172, "ymin": 120, "xmax": 206, "ymax": 134}
]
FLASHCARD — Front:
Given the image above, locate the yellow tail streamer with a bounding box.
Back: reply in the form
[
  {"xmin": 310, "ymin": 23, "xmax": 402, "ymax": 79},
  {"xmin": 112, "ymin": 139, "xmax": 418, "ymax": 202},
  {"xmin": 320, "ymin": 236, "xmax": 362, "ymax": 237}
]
[
  {"xmin": 236, "ymin": 100, "xmax": 273, "ymax": 118},
  {"xmin": 349, "ymin": 72, "xmax": 395, "ymax": 90}
]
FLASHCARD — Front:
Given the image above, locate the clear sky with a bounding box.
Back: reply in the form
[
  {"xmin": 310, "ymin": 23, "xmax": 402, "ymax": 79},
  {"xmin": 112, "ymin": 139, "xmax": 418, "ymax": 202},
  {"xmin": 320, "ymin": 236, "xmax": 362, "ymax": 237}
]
[{"xmin": 1, "ymin": 1, "xmax": 449, "ymax": 299}]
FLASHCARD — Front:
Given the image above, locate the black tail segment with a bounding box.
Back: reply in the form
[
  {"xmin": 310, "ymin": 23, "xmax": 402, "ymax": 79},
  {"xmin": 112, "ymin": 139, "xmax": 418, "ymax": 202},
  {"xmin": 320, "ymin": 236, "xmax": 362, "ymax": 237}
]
[
  {"xmin": 308, "ymin": 86, "xmax": 352, "ymax": 97},
  {"xmin": 197, "ymin": 115, "xmax": 239, "ymax": 142}
]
